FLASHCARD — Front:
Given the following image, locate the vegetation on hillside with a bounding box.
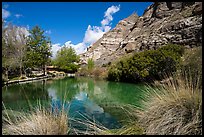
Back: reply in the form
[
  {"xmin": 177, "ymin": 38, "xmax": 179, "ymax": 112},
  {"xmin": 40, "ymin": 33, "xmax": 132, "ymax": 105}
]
[{"xmin": 107, "ymin": 44, "xmax": 184, "ymax": 83}]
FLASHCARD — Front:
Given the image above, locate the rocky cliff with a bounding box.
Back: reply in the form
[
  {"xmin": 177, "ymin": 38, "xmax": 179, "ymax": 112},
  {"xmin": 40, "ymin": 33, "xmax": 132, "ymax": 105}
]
[{"xmin": 80, "ymin": 2, "xmax": 202, "ymax": 67}]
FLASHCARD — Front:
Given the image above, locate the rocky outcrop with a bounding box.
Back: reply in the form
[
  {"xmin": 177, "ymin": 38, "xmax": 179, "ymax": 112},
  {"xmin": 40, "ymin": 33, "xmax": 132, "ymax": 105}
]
[{"xmin": 80, "ymin": 2, "xmax": 202, "ymax": 67}]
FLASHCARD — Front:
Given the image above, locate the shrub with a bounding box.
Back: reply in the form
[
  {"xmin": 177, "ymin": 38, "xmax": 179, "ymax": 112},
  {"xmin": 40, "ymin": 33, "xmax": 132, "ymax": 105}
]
[
  {"xmin": 76, "ymin": 67, "xmax": 89, "ymax": 77},
  {"xmin": 77, "ymin": 65, "xmax": 108, "ymax": 79},
  {"xmin": 108, "ymin": 44, "xmax": 184, "ymax": 83},
  {"xmin": 92, "ymin": 67, "xmax": 107, "ymax": 78}
]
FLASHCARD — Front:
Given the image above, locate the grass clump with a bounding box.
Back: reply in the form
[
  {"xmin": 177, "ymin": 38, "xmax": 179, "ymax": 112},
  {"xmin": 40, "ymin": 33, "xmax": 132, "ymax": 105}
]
[
  {"xmin": 137, "ymin": 72, "xmax": 202, "ymax": 135},
  {"xmin": 2, "ymin": 104, "xmax": 69, "ymax": 135},
  {"xmin": 100, "ymin": 123, "xmax": 144, "ymax": 135},
  {"xmin": 180, "ymin": 46, "xmax": 202, "ymax": 88}
]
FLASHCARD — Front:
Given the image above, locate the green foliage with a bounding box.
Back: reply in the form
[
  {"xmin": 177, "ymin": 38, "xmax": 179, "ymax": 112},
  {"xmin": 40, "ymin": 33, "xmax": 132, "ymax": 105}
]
[
  {"xmin": 25, "ymin": 26, "xmax": 52, "ymax": 72},
  {"xmin": 87, "ymin": 58, "xmax": 94, "ymax": 71},
  {"xmin": 108, "ymin": 44, "xmax": 184, "ymax": 83},
  {"xmin": 53, "ymin": 46, "xmax": 80, "ymax": 73}
]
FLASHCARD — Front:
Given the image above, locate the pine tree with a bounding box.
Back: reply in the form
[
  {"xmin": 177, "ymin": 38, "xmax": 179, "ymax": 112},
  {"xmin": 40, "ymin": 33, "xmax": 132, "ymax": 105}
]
[{"xmin": 25, "ymin": 26, "xmax": 52, "ymax": 76}]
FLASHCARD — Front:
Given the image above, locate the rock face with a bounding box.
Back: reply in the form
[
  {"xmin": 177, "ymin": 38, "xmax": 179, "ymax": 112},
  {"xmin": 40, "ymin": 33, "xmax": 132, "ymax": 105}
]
[{"xmin": 80, "ymin": 2, "xmax": 202, "ymax": 67}]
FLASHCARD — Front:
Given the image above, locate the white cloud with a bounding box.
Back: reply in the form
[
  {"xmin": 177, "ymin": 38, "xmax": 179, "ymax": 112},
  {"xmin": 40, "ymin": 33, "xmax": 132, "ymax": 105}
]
[
  {"xmin": 52, "ymin": 5, "xmax": 120, "ymax": 57},
  {"xmin": 51, "ymin": 41, "xmax": 87, "ymax": 59},
  {"xmin": 45, "ymin": 30, "xmax": 52, "ymax": 34},
  {"xmin": 104, "ymin": 26, "xmax": 111, "ymax": 32},
  {"xmin": 101, "ymin": 5, "xmax": 120, "ymax": 26},
  {"xmin": 83, "ymin": 25, "xmax": 105, "ymax": 45},
  {"xmin": 15, "ymin": 14, "xmax": 23, "ymax": 18},
  {"xmin": 83, "ymin": 5, "xmax": 120, "ymax": 46},
  {"xmin": 2, "ymin": 8, "xmax": 11, "ymax": 19},
  {"xmin": 51, "ymin": 43, "xmax": 61, "ymax": 59},
  {"xmin": 65, "ymin": 41, "xmax": 87, "ymax": 55}
]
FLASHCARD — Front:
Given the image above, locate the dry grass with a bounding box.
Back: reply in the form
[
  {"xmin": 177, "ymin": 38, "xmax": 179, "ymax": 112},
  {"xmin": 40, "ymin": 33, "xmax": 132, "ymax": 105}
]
[
  {"xmin": 2, "ymin": 103, "xmax": 69, "ymax": 135},
  {"xmin": 69, "ymin": 117, "xmax": 109, "ymax": 135},
  {"xmin": 68, "ymin": 111, "xmax": 143, "ymax": 135},
  {"xmin": 99, "ymin": 123, "xmax": 144, "ymax": 135},
  {"xmin": 137, "ymin": 72, "xmax": 202, "ymax": 135}
]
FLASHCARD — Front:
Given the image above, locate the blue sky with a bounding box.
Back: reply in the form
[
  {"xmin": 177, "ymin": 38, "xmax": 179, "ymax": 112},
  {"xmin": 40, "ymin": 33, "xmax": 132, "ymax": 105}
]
[{"xmin": 2, "ymin": 2, "xmax": 153, "ymax": 56}]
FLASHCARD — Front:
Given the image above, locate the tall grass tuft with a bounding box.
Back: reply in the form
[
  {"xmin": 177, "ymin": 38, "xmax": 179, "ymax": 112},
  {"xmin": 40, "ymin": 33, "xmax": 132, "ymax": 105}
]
[
  {"xmin": 2, "ymin": 101, "xmax": 69, "ymax": 135},
  {"xmin": 137, "ymin": 72, "xmax": 202, "ymax": 135}
]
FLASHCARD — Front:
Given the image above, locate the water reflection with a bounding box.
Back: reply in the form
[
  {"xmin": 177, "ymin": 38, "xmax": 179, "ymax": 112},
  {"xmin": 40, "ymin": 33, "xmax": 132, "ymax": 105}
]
[
  {"xmin": 2, "ymin": 77, "xmax": 147, "ymax": 130},
  {"xmin": 50, "ymin": 91, "xmax": 121, "ymax": 131},
  {"xmin": 2, "ymin": 81, "xmax": 49, "ymax": 112}
]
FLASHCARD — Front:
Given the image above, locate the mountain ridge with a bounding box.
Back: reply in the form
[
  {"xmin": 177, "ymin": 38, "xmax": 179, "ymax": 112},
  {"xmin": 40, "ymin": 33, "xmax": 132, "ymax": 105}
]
[{"xmin": 80, "ymin": 2, "xmax": 202, "ymax": 67}]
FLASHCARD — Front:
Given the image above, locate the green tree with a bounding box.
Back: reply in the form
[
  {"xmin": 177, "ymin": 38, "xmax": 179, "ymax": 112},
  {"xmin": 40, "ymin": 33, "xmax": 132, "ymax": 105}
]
[
  {"xmin": 53, "ymin": 46, "xmax": 80, "ymax": 73},
  {"xmin": 25, "ymin": 26, "xmax": 52, "ymax": 75}
]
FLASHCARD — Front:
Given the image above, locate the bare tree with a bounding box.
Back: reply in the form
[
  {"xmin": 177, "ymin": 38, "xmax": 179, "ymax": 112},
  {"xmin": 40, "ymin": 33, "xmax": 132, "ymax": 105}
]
[
  {"xmin": 14, "ymin": 27, "xmax": 28, "ymax": 77},
  {"xmin": 2, "ymin": 22, "xmax": 28, "ymax": 79},
  {"xmin": 2, "ymin": 23, "xmax": 17, "ymax": 80}
]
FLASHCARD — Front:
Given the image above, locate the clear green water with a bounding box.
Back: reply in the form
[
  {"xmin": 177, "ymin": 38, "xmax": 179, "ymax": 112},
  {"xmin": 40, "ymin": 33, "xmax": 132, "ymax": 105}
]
[{"xmin": 2, "ymin": 77, "xmax": 148, "ymax": 130}]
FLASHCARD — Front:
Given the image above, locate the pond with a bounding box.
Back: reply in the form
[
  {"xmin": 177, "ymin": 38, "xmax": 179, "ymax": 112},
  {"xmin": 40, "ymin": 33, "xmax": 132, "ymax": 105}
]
[{"xmin": 2, "ymin": 77, "xmax": 148, "ymax": 132}]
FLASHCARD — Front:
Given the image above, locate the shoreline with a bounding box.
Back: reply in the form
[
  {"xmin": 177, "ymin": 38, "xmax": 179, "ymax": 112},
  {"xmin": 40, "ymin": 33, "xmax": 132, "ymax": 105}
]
[
  {"xmin": 3, "ymin": 73, "xmax": 76, "ymax": 86},
  {"xmin": 3, "ymin": 75, "xmax": 53, "ymax": 86}
]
